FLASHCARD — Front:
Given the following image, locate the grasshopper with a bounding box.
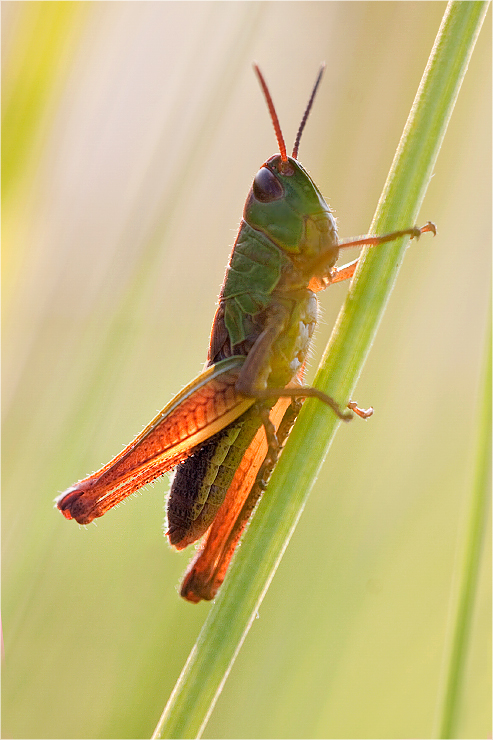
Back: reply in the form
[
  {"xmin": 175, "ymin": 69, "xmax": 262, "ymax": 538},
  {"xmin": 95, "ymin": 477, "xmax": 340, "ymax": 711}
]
[{"xmin": 56, "ymin": 65, "xmax": 435, "ymax": 602}]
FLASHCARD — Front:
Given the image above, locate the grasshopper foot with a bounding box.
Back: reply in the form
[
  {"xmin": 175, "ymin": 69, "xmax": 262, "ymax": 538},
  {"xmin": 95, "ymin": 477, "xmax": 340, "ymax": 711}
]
[{"xmin": 348, "ymin": 401, "xmax": 373, "ymax": 419}]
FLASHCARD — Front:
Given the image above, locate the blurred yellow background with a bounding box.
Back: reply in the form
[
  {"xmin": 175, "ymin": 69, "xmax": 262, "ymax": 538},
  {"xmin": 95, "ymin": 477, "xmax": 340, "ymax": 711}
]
[{"xmin": 3, "ymin": 3, "xmax": 490, "ymax": 738}]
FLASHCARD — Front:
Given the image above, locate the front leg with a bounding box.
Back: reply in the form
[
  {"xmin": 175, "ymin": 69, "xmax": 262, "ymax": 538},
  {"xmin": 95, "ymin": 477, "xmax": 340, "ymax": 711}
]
[{"xmin": 309, "ymin": 221, "xmax": 437, "ymax": 292}]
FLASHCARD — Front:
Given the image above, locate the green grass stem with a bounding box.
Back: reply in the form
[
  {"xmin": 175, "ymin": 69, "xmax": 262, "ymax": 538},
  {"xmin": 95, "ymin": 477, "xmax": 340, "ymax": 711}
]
[
  {"xmin": 434, "ymin": 312, "xmax": 491, "ymax": 738},
  {"xmin": 153, "ymin": 3, "xmax": 490, "ymax": 737}
]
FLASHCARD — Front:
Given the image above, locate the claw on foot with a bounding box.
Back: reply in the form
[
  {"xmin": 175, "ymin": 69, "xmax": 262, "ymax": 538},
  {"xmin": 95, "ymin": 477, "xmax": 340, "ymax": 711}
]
[
  {"xmin": 348, "ymin": 401, "xmax": 373, "ymax": 419},
  {"xmin": 412, "ymin": 221, "xmax": 437, "ymax": 239}
]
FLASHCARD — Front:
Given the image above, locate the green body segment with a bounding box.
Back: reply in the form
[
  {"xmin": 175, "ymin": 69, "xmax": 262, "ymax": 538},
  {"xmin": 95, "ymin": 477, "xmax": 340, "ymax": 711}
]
[
  {"xmin": 167, "ymin": 155, "xmax": 339, "ymax": 549},
  {"xmin": 219, "ymin": 223, "xmax": 291, "ymax": 343},
  {"xmin": 221, "ymin": 156, "xmax": 338, "ymax": 352}
]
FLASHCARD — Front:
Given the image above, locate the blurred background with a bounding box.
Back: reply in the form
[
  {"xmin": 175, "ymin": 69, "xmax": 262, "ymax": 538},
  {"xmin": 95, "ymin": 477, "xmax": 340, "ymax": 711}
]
[{"xmin": 2, "ymin": 3, "xmax": 490, "ymax": 738}]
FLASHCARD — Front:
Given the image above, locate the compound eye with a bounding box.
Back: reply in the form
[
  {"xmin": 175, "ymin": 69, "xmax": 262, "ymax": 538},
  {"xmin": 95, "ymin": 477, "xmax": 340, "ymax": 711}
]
[{"xmin": 252, "ymin": 166, "xmax": 284, "ymax": 202}]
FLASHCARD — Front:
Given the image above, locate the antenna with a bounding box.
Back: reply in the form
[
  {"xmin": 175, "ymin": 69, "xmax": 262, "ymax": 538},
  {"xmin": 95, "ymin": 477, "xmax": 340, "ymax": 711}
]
[
  {"xmin": 253, "ymin": 64, "xmax": 288, "ymax": 162},
  {"xmin": 292, "ymin": 63, "xmax": 325, "ymax": 160}
]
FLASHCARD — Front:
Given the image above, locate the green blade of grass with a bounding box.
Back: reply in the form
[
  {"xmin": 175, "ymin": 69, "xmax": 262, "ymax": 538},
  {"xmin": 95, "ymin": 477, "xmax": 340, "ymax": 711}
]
[
  {"xmin": 153, "ymin": 3, "xmax": 490, "ymax": 738},
  {"xmin": 434, "ymin": 311, "xmax": 491, "ymax": 739}
]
